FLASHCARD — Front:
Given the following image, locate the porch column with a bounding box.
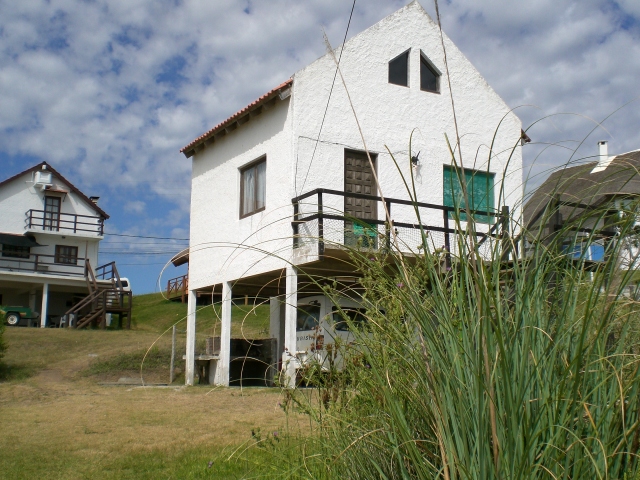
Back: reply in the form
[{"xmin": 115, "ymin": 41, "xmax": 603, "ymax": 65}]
[
  {"xmin": 40, "ymin": 283, "xmax": 49, "ymax": 328},
  {"xmin": 283, "ymin": 266, "xmax": 298, "ymax": 388},
  {"xmin": 185, "ymin": 289, "xmax": 197, "ymax": 386},
  {"xmin": 214, "ymin": 281, "xmax": 232, "ymax": 386}
]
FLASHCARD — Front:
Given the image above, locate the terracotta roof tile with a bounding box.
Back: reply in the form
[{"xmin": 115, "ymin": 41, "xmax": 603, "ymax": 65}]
[{"xmin": 180, "ymin": 79, "xmax": 292, "ymax": 157}]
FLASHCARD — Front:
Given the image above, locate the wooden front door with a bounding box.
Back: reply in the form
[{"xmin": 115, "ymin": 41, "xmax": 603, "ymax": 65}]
[
  {"xmin": 344, "ymin": 150, "xmax": 377, "ymax": 247},
  {"xmin": 44, "ymin": 196, "xmax": 61, "ymax": 231}
]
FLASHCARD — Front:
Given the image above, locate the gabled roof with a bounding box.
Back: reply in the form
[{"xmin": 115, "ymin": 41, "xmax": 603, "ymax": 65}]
[
  {"xmin": 180, "ymin": 79, "xmax": 293, "ymax": 158},
  {"xmin": 524, "ymin": 149, "xmax": 640, "ymax": 227},
  {"xmin": 0, "ymin": 162, "xmax": 110, "ymax": 219}
]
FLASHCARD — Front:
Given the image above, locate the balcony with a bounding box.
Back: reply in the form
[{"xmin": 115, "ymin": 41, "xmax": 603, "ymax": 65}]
[
  {"xmin": 291, "ymin": 188, "xmax": 510, "ymax": 259},
  {"xmin": 0, "ymin": 252, "xmax": 88, "ymax": 277},
  {"xmin": 25, "ymin": 210, "xmax": 105, "ymax": 236}
]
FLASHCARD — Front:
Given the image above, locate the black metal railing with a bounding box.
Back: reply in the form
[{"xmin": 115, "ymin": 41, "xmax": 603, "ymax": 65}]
[
  {"xmin": 291, "ymin": 188, "xmax": 509, "ymax": 258},
  {"xmin": 25, "ymin": 209, "xmax": 105, "ymax": 235},
  {"xmin": 0, "ymin": 252, "xmax": 87, "ymax": 276}
]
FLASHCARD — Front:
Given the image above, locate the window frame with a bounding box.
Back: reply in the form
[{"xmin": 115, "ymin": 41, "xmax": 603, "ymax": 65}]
[
  {"xmin": 239, "ymin": 155, "xmax": 267, "ymax": 219},
  {"xmin": 420, "ymin": 51, "xmax": 441, "ymax": 94},
  {"xmin": 443, "ymin": 165, "xmax": 496, "ymax": 224},
  {"xmin": 388, "ymin": 49, "xmax": 410, "ymax": 87},
  {"xmin": 54, "ymin": 245, "xmax": 78, "ymax": 265},
  {"xmin": 1, "ymin": 244, "xmax": 31, "ymax": 259}
]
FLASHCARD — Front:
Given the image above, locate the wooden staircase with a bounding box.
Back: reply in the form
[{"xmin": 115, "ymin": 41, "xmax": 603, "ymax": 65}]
[{"xmin": 62, "ymin": 260, "xmax": 132, "ymax": 329}]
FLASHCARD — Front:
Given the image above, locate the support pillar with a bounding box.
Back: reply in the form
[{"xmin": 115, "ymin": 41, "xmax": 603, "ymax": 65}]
[
  {"xmin": 40, "ymin": 283, "xmax": 49, "ymax": 328},
  {"xmin": 214, "ymin": 281, "xmax": 232, "ymax": 386},
  {"xmin": 282, "ymin": 266, "xmax": 298, "ymax": 388},
  {"xmin": 185, "ymin": 289, "xmax": 196, "ymax": 386}
]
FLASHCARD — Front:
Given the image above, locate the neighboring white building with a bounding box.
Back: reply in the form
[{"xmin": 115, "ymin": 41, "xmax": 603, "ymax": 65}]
[
  {"xmin": 0, "ymin": 162, "xmax": 111, "ymax": 327},
  {"xmin": 180, "ymin": 1, "xmax": 524, "ymax": 386}
]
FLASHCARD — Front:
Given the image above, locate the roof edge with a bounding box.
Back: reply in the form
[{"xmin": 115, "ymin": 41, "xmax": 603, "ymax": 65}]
[
  {"xmin": 0, "ymin": 162, "xmax": 110, "ymax": 219},
  {"xmin": 180, "ymin": 79, "xmax": 293, "ymax": 158}
]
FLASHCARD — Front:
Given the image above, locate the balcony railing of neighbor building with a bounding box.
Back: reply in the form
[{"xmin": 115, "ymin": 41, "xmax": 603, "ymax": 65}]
[
  {"xmin": 0, "ymin": 252, "xmax": 88, "ymax": 277},
  {"xmin": 167, "ymin": 274, "xmax": 188, "ymax": 303},
  {"xmin": 25, "ymin": 209, "xmax": 105, "ymax": 235},
  {"xmin": 292, "ymin": 188, "xmax": 510, "ymax": 260}
]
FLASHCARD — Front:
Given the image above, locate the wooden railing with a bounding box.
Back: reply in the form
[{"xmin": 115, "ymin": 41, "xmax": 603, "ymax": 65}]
[
  {"xmin": 291, "ymin": 188, "xmax": 509, "ymax": 259},
  {"xmin": 25, "ymin": 209, "xmax": 105, "ymax": 235},
  {"xmin": 167, "ymin": 274, "xmax": 188, "ymax": 303},
  {"xmin": 62, "ymin": 261, "xmax": 132, "ymax": 329},
  {"xmin": 96, "ymin": 261, "xmax": 123, "ymax": 286},
  {"xmin": 0, "ymin": 252, "xmax": 87, "ymax": 276}
]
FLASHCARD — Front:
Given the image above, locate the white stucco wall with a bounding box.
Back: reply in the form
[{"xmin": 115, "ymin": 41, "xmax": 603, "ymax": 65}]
[
  {"xmin": 291, "ymin": 1, "xmax": 522, "ymax": 254},
  {"xmin": 0, "ymin": 170, "xmax": 103, "ymax": 234},
  {"xmin": 0, "ymin": 169, "xmax": 104, "ymax": 274},
  {"xmin": 189, "ymin": 98, "xmax": 294, "ymax": 290},
  {"xmin": 187, "ymin": 1, "xmax": 524, "ymax": 290}
]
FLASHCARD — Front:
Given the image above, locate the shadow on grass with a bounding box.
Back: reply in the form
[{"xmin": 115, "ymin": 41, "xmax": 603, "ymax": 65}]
[{"xmin": 0, "ymin": 362, "xmax": 36, "ymax": 382}]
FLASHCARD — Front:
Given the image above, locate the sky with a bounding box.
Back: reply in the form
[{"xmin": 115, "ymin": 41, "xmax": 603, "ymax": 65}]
[{"xmin": 1, "ymin": 0, "xmax": 639, "ymax": 294}]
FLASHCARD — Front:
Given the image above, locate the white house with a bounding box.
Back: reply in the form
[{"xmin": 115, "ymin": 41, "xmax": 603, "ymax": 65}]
[
  {"xmin": 180, "ymin": 1, "xmax": 524, "ymax": 387},
  {"xmin": 0, "ymin": 162, "xmax": 119, "ymax": 327}
]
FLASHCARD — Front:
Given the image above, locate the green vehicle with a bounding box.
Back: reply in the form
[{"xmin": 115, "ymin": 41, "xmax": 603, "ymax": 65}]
[{"xmin": 0, "ymin": 306, "xmax": 40, "ymax": 327}]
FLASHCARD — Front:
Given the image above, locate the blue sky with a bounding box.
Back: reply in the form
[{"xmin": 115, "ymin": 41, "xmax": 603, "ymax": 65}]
[{"xmin": 1, "ymin": 0, "xmax": 639, "ymax": 293}]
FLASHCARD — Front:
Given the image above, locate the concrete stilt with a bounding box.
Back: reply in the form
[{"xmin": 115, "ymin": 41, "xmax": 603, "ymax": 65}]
[
  {"xmin": 214, "ymin": 281, "xmax": 232, "ymax": 386},
  {"xmin": 40, "ymin": 283, "xmax": 49, "ymax": 328},
  {"xmin": 283, "ymin": 266, "xmax": 298, "ymax": 388}
]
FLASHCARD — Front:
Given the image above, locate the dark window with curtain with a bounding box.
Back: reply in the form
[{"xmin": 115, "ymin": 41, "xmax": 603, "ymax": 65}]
[
  {"xmin": 388, "ymin": 50, "xmax": 409, "ymax": 87},
  {"xmin": 420, "ymin": 53, "xmax": 440, "ymax": 93},
  {"xmin": 55, "ymin": 245, "xmax": 78, "ymax": 265},
  {"xmin": 1, "ymin": 244, "xmax": 30, "ymax": 258},
  {"xmin": 443, "ymin": 166, "xmax": 495, "ymax": 224},
  {"xmin": 240, "ymin": 156, "xmax": 266, "ymax": 218}
]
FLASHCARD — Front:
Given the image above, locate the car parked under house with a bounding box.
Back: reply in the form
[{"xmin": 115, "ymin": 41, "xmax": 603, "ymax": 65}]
[
  {"xmin": 180, "ymin": 1, "xmax": 524, "ymax": 387},
  {"xmin": 0, "ymin": 162, "xmax": 131, "ymax": 328}
]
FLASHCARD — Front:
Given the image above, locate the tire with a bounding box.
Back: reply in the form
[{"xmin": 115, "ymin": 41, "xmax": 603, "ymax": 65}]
[{"xmin": 6, "ymin": 312, "xmax": 20, "ymax": 326}]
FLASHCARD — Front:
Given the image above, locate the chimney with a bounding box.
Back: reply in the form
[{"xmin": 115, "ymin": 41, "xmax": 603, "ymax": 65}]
[
  {"xmin": 599, "ymin": 141, "xmax": 608, "ymax": 161},
  {"xmin": 89, "ymin": 196, "xmax": 100, "ymax": 205},
  {"xmin": 591, "ymin": 141, "xmax": 612, "ymax": 173}
]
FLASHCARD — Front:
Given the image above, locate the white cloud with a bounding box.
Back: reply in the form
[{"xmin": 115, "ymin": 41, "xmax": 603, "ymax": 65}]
[
  {"xmin": 124, "ymin": 200, "xmax": 146, "ymax": 214},
  {"xmin": 0, "ymin": 0, "xmax": 639, "ymax": 224}
]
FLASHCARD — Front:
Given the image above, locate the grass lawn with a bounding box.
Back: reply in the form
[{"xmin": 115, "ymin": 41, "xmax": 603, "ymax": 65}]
[{"xmin": 0, "ymin": 294, "xmax": 302, "ymax": 479}]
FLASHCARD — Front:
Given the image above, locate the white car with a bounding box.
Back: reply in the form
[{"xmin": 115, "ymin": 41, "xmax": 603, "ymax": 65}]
[{"xmin": 294, "ymin": 295, "xmax": 376, "ymax": 371}]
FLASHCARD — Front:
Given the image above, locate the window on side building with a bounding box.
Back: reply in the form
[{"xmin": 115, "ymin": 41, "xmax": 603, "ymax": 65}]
[
  {"xmin": 443, "ymin": 166, "xmax": 495, "ymax": 224},
  {"xmin": 1, "ymin": 244, "xmax": 30, "ymax": 258},
  {"xmin": 55, "ymin": 245, "xmax": 78, "ymax": 265},
  {"xmin": 240, "ymin": 156, "xmax": 266, "ymax": 218},
  {"xmin": 420, "ymin": 52, "xmax": 441, "ymax": 93},
  {"xmin": 388, "ymin": 50, "xmax": 410, "ymax": 87}
]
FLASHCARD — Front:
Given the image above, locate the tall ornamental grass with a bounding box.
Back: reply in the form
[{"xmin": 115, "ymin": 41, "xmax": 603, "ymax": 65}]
[{"xmin": 256, "ymin": 172, "xmax": 640, "ymax": 479}]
